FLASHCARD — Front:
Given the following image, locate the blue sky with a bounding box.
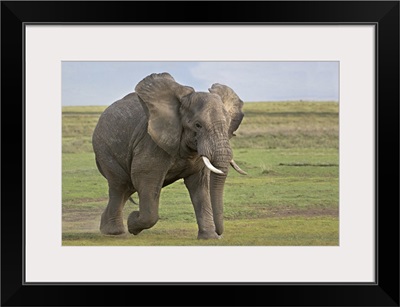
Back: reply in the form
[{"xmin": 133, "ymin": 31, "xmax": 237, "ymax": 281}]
[{"xmin": 62, "ymin": 62, "xmax": 339, "ymax": 106}]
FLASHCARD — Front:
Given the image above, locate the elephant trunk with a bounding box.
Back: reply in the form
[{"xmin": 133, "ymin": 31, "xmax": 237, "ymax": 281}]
[{"xmin": 209, "ymin": 146, "xmax": 232, "ymax": 236}]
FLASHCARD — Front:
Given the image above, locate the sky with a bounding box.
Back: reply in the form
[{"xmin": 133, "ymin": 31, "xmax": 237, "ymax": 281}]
[{"xmin": 62, "ymin": 61, "xmax": 339, "ymax": 106}]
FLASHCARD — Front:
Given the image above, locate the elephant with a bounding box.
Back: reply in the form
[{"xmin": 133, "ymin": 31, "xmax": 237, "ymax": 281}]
[{"xmin": 92, "ymin": 72, "xmax": 246, "ymax": 239}]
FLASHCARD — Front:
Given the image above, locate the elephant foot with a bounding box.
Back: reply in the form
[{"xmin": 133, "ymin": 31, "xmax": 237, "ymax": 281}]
[
  {"xmin": 100, "ymin": 212, "xmax": 125, "ymax": 235},
  {"xmin": 197, "ymin": 230, "xmax": 222, "ymax": 240},
  {"xmin": 127, "ymin": 211, "xmax": 158, "ymax": 235}
]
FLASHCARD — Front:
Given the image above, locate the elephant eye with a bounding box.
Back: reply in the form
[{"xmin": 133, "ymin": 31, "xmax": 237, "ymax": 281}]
[{"xmin": 195, "ymin": 123, "xmax": 202, "ymax": 129}]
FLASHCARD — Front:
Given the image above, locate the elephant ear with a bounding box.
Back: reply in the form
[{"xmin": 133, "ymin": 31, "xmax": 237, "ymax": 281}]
[
  {"xmin": 135, "ymin": 73, "xmax": 194, "ymax": 156},
  {"xmin": 208, "ymin": 83, "xmax": 244, "ymax": 138}
]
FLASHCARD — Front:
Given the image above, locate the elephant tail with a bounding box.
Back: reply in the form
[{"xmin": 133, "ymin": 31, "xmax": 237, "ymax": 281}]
[{"xmin": 128, "ymin": 197, "xmax": 138, "ymax": 205}]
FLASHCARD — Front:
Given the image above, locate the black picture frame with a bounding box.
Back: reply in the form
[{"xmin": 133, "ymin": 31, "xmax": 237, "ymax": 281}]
[{"xmin": 1, "ymin": 1, "xmax": 399, "ymax": 306}]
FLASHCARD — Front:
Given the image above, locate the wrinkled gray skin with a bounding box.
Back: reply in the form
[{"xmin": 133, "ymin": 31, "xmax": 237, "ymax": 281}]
[{"xmin": 92, "ymin": 73, "xmax": 244, "ymax": 239}]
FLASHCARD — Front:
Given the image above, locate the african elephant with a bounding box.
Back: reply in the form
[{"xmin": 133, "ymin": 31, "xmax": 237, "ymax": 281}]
[{"xmin": 92, "ymin": 72, "xmax": 246, "ymax": 239}]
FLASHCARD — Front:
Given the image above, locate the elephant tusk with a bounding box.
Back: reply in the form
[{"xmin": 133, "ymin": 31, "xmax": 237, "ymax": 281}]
[
  {"xmin": 202, "ymin": 156, "xmax": 224, "ymax": 175},
  {"xmin": 230, "ymin": 159, "xmax": 248, "ymax": 175}
]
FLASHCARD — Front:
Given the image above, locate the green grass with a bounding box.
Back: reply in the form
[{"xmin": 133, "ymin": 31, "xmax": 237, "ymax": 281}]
[
  {"xmin": 62, "ymin": 101, "xmax": 339, "ymax": 246},
  {"xmin": 63, "ymin": 217, "xmax": 338, "ymax": 246}
]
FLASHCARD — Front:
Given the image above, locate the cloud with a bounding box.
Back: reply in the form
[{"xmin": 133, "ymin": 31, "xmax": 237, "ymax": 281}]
[
  {"xmin": 62, "ymin": 61, "xmax": 339, "ymax": 105},
  {"xmin": 190, "ymin": 62, "xmax": 338, "ymax": 102}
]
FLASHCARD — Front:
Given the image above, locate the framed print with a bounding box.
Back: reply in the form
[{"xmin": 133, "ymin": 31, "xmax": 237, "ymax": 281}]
[{"xmin": 2, "ymin": 1, "xmax": 399, "ymax": 306}]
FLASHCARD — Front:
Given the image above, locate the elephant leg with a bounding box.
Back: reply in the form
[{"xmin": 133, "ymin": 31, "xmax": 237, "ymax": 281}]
[
  {"xmin": 127, "ymin": 177, "xmax": 164, "ymax": 235},
  {"xmin": 100, "ymin": 184, "xmax": 131, "ymax": 235},
  {"xmin": 184, "ymin": 171, "xmax": 220, "ymax": 239}
]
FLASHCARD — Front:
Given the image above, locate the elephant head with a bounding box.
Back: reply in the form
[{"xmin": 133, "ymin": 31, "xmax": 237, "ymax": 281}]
[{"xmin": 135, "ymin": 73, "xmax": 245, "ymax": 235}]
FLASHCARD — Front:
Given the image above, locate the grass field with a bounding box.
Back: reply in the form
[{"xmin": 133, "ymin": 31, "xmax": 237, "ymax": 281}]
[{"xmin": 62, "ymin": 101, "xmax": 339, "ymax": 246}]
